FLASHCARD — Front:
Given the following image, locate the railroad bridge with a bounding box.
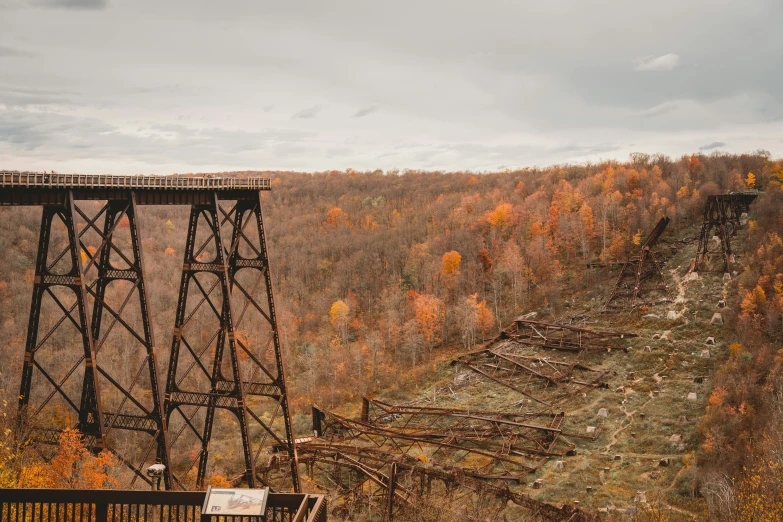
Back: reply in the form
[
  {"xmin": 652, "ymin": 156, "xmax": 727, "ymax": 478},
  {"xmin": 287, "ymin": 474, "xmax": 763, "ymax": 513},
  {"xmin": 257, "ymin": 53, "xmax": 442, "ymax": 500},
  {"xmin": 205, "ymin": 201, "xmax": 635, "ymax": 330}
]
[{"xmin": 0, "ymin": 172, "xmax": 298, "ymax": 492}]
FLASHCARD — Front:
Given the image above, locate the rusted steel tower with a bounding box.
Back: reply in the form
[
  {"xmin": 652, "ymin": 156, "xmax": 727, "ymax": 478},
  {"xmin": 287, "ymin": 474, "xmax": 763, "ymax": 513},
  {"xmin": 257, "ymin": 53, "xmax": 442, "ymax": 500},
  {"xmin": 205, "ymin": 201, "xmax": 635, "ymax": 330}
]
[
  {"xmin": 693, "ymin": 192, "xmax": 757, "ymax": 272},
  {"xmin": 604, "ymin": 216, "xmax": 673, "ymax": 308},
  {"xmin": 1, "ymin": 172, "xmax": 298, "ymax": 492}
]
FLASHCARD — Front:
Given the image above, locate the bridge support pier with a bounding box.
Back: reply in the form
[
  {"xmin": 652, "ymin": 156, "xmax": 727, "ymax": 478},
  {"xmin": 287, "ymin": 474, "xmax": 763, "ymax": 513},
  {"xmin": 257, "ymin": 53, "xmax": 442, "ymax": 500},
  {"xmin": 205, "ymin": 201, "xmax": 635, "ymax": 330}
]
[
  {"xmin": 163, "ymin": 192, "xmax": 300, "ymax": 491},
  {"xmin": 18, "ymin": 191, "xmax": 172, "ymax": 489}
]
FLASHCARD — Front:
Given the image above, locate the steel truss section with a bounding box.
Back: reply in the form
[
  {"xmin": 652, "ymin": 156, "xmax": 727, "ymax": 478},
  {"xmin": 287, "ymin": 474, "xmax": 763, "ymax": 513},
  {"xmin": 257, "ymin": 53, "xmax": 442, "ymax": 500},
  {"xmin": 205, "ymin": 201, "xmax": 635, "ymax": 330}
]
[
  {"xmin": 501, "ymin": 318, "xmax": 636, "ymax": 353},
  {"xmin": 453, "ymin": 347, "xmax": 609, "ymax": 407},
  {"xmin": 359, "ymin": 397, "xmax": 574, "ymax": 457},
  {"xmin": 296, "ymin": 441, "xmax": 597, "ymax": 522},
  {"xmin": 693, "ymin": 192, "xmax": 757, "ymax": 272},
  {"xmin": 605, "ymin": 216, "xmax": 674, "ymax": 308},
  {"xmin": 17, "ymin": 191, "xmax": 171, "ymax": 488},
  {"xmin": 311, "ymin": 406, "xmax": 546, "ymax": 479},
  {"xmin": 163, "ymin": 192, "xmax": 299, "ymax": 491}
]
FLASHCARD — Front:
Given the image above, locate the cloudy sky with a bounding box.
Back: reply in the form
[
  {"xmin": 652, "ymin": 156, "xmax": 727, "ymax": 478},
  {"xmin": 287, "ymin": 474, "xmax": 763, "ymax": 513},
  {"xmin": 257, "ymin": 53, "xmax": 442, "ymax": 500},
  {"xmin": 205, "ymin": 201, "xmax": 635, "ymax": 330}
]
[{"xmin": 1, "ymin": 0, "xmax": 782, "ymax": 174}]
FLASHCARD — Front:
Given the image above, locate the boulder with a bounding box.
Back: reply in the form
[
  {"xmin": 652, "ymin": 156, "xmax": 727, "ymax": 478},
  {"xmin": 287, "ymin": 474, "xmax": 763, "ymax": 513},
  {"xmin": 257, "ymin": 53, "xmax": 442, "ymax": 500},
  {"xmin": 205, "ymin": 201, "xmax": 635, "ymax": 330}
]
[
  {"xmin": 687, "ymin": 392, "xmax": 698, "ymax": 401},
  {"xmin": 666, "ymin": 311, "xmax": 678, "ymax": 320},
  {"xmin": 669, "ymin": 434, "xmax": 681, "ymax": 443},
  {"xmin": 711, "ymin": 313, "xmax": 724, "ymax": 325}
]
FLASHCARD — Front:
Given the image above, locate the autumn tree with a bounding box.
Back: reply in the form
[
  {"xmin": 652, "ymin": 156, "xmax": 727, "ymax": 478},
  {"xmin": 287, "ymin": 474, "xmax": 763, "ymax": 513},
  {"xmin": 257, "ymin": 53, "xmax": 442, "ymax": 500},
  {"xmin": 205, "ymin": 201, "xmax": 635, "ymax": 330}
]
[
  {"xmin": 441, "ymin": 250, "xmax": 461, "ymax": 276},
  {"xmin": 329, "ymin": 299, "xmax": 351, "ymax": 341},
  {"xmin": 413, "ymin": 293, "xmax": 444, "ymax": 359},
  {"xmin": 18, "ymin": 429, "xmax": 118, "ymax": 489}
]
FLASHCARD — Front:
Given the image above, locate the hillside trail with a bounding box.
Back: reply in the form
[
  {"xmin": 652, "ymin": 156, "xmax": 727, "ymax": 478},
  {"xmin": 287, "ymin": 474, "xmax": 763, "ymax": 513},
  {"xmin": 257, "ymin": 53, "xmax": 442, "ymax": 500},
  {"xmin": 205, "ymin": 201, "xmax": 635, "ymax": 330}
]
[{"xmin": 601, "ymin": 396, "xmax": 652, "ymax": 453}]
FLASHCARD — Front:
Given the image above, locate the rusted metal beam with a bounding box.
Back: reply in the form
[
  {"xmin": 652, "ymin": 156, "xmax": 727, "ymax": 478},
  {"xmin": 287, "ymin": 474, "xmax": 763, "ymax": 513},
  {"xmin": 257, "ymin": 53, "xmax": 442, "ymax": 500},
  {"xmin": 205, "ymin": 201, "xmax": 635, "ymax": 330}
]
[{"xmin": 605, "ymin": 217, "xmax": 673, "ymax": 309}]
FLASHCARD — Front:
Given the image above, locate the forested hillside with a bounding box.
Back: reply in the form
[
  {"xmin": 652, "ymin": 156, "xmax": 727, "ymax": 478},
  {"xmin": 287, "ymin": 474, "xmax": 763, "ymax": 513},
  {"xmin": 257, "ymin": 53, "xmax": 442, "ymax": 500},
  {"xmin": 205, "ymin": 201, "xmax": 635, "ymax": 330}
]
[{"xmin": 1, "ymin": 152, "xmax": 783, "ymax": 519}]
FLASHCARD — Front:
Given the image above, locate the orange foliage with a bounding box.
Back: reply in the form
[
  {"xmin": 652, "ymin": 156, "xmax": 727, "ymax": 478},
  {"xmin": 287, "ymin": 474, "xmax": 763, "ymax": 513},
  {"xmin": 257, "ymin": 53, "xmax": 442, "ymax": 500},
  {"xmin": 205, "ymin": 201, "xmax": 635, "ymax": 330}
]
[
  {"xmin": 324, "ymin": 207, "xmax": 349, "ymax": 226},
  {"xmin": 484, "ymin": 203, "xmax": 513, "ymax": 228},
  {"xmin": 19, "ymin": 429, "xmax": 118, "ymax": 489},
  {"xmin": 441, "ymin": 251, "xmax": 462, "ymax": 275},
  {"xmin": 413, "ymin": 293, "xmax": 444, "ymax": 346}
]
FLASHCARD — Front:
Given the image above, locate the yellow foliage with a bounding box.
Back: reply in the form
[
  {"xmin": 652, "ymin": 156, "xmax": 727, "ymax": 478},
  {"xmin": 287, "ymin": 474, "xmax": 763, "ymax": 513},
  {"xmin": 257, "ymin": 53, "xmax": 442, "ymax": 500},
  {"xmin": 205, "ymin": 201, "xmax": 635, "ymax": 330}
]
[
  {"xmin": 632, "ymin": 229, "xmax": 643, "ymax": 246},
  {"xmin": 746, "ymin": 172, "xmax": 756, "ymax": 189},
  {"xmin": 209, "ymin": 474, "xmax": 233, "ymax": 488},
  {"xmin": 164, "ymin": 246, "xmax": 176, "ymax": 256},
  {"xmin": 329, "ymin": 300, "xmax": 350, "ymax": 328},
  {"xmin": 441, "ymin": 250, "xmax": 462, "ymax": 275},
  {"xmin": 741, "ymin": 286, "xmax": 767, "ymax": 315},
  {"xmin": 485, "ymin": 203, "xmax": 513, "ymax": 228}
]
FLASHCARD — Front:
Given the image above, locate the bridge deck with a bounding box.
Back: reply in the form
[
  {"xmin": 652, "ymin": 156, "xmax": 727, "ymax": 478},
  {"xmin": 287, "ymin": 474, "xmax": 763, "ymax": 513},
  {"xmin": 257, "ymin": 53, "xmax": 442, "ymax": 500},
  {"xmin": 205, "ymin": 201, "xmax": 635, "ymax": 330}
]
[{"xmin": 0, "ymin": 171, "xmax": 271, "ymax": 205}]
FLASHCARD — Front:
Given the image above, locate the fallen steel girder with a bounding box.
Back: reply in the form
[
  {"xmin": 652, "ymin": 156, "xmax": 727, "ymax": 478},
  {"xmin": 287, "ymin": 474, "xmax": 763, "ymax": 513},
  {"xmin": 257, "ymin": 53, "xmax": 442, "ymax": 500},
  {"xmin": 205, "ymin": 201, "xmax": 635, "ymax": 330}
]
[
  {"xmin": 360, "ymin": 397, "xmax": 574, "ymax": 457},
  {"xmin": 311, "ymin": 406, "xmax": 546, "ymax": 478},
  {"xmin": 502, "ymin": 318, "xmax": 636, "ymax": 352},
  {"xmin": 296, "ymin": 442, "xmax": 598, "ymax": 522},
  {"xmin": 453, "ymin": 345, "xmax": 611, "ymax": 406},
  {"xmin": 693, "ymin": 192, "xmax": 757, "ymax": 272},
  {"xmin": 605, "ymin": 216, "xmax": 674, "ymax": 308}
]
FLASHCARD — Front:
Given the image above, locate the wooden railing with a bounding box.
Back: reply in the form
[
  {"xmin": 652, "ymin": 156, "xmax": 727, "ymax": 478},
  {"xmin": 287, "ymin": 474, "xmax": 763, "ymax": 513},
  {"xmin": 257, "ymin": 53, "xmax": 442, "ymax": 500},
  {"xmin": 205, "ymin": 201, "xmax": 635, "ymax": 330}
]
[
  {"xmin": 0, "ymin": 172, "xmax": 271, "ymax": 191},
  {"xmin": 0, "ymin": 489, "xmax": 326, "ymax": 522}
]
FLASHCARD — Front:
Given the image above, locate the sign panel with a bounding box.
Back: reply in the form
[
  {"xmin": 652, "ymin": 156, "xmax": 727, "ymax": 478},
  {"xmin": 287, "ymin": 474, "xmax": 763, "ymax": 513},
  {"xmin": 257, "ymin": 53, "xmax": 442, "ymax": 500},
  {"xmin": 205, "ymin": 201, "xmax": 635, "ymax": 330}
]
[{"xmin": 203, "ymin": 488, "xmax": 269, "ymax": 516}]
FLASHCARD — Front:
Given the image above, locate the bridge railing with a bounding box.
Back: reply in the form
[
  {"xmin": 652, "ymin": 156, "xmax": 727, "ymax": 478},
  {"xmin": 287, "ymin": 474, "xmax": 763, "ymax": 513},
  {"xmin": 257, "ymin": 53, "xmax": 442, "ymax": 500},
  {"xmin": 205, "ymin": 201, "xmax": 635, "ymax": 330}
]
[
  {"xmin": 0, "ymin": 172, "xmax": 271, "ymax": 191},
  {"xmin": 0, "ymin": 489, "xmax": 326, "ymax": 522}
]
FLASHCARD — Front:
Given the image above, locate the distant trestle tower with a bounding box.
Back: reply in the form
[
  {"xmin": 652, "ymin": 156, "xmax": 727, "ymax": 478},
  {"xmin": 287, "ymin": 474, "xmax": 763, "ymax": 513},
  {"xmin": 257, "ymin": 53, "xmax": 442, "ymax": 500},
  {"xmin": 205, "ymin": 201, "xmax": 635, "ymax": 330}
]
[
  {"xmin": 693, "ymin": 192, "xmax": 757, "ymax": 272},
  {"xmin": 1, "ymin": 172, "xmax": 299, "ymax": 492}
]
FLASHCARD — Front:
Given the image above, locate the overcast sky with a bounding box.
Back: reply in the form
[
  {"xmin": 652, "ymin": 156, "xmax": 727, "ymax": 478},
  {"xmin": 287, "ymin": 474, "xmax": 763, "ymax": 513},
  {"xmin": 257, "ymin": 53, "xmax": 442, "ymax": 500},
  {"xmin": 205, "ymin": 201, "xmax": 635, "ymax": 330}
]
[{"xmin": 1, "ymin": 0, "xmax": 782, "ymax": 174}]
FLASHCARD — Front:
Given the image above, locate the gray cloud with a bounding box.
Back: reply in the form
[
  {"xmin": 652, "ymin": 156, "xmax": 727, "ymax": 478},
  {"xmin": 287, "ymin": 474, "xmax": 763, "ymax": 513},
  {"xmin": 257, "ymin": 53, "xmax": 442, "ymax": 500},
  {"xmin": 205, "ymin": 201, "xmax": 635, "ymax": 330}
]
[
  {"xmin": 291, "ymin": 105, "xmax": 321, "ymax": 119},
  {"xmin": 0, "ymin": 108, "xmax": 314, "ymax": 166},
  {"xmin": 0, "ymin": 45, "xmax": 32, "ymax": 57},
  {"xmin": 699, "ymin": 141, "xmax": 727, "ymax": 151},
  {"xmin": 31, "ymin": 0, "xmax": 107, "ymax": 9},
  {"xmin": 352, "ymin": 106, "xmax": 378, "ymax": 118},
  {"xmin": 0, "ymin": 0, "xmax": 780, "ymax": 173},
  {"xmin": 634, "ymin": 53, "xmax": 680, "ymax": 72}
]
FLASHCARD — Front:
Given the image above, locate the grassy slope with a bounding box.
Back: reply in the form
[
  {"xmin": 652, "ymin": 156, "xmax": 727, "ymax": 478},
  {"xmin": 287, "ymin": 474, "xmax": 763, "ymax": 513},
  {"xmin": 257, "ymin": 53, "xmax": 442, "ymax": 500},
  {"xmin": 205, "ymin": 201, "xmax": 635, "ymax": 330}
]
[{"xmin": 336, "ymin": 222, "xmax": 741, "ymax": 520}]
